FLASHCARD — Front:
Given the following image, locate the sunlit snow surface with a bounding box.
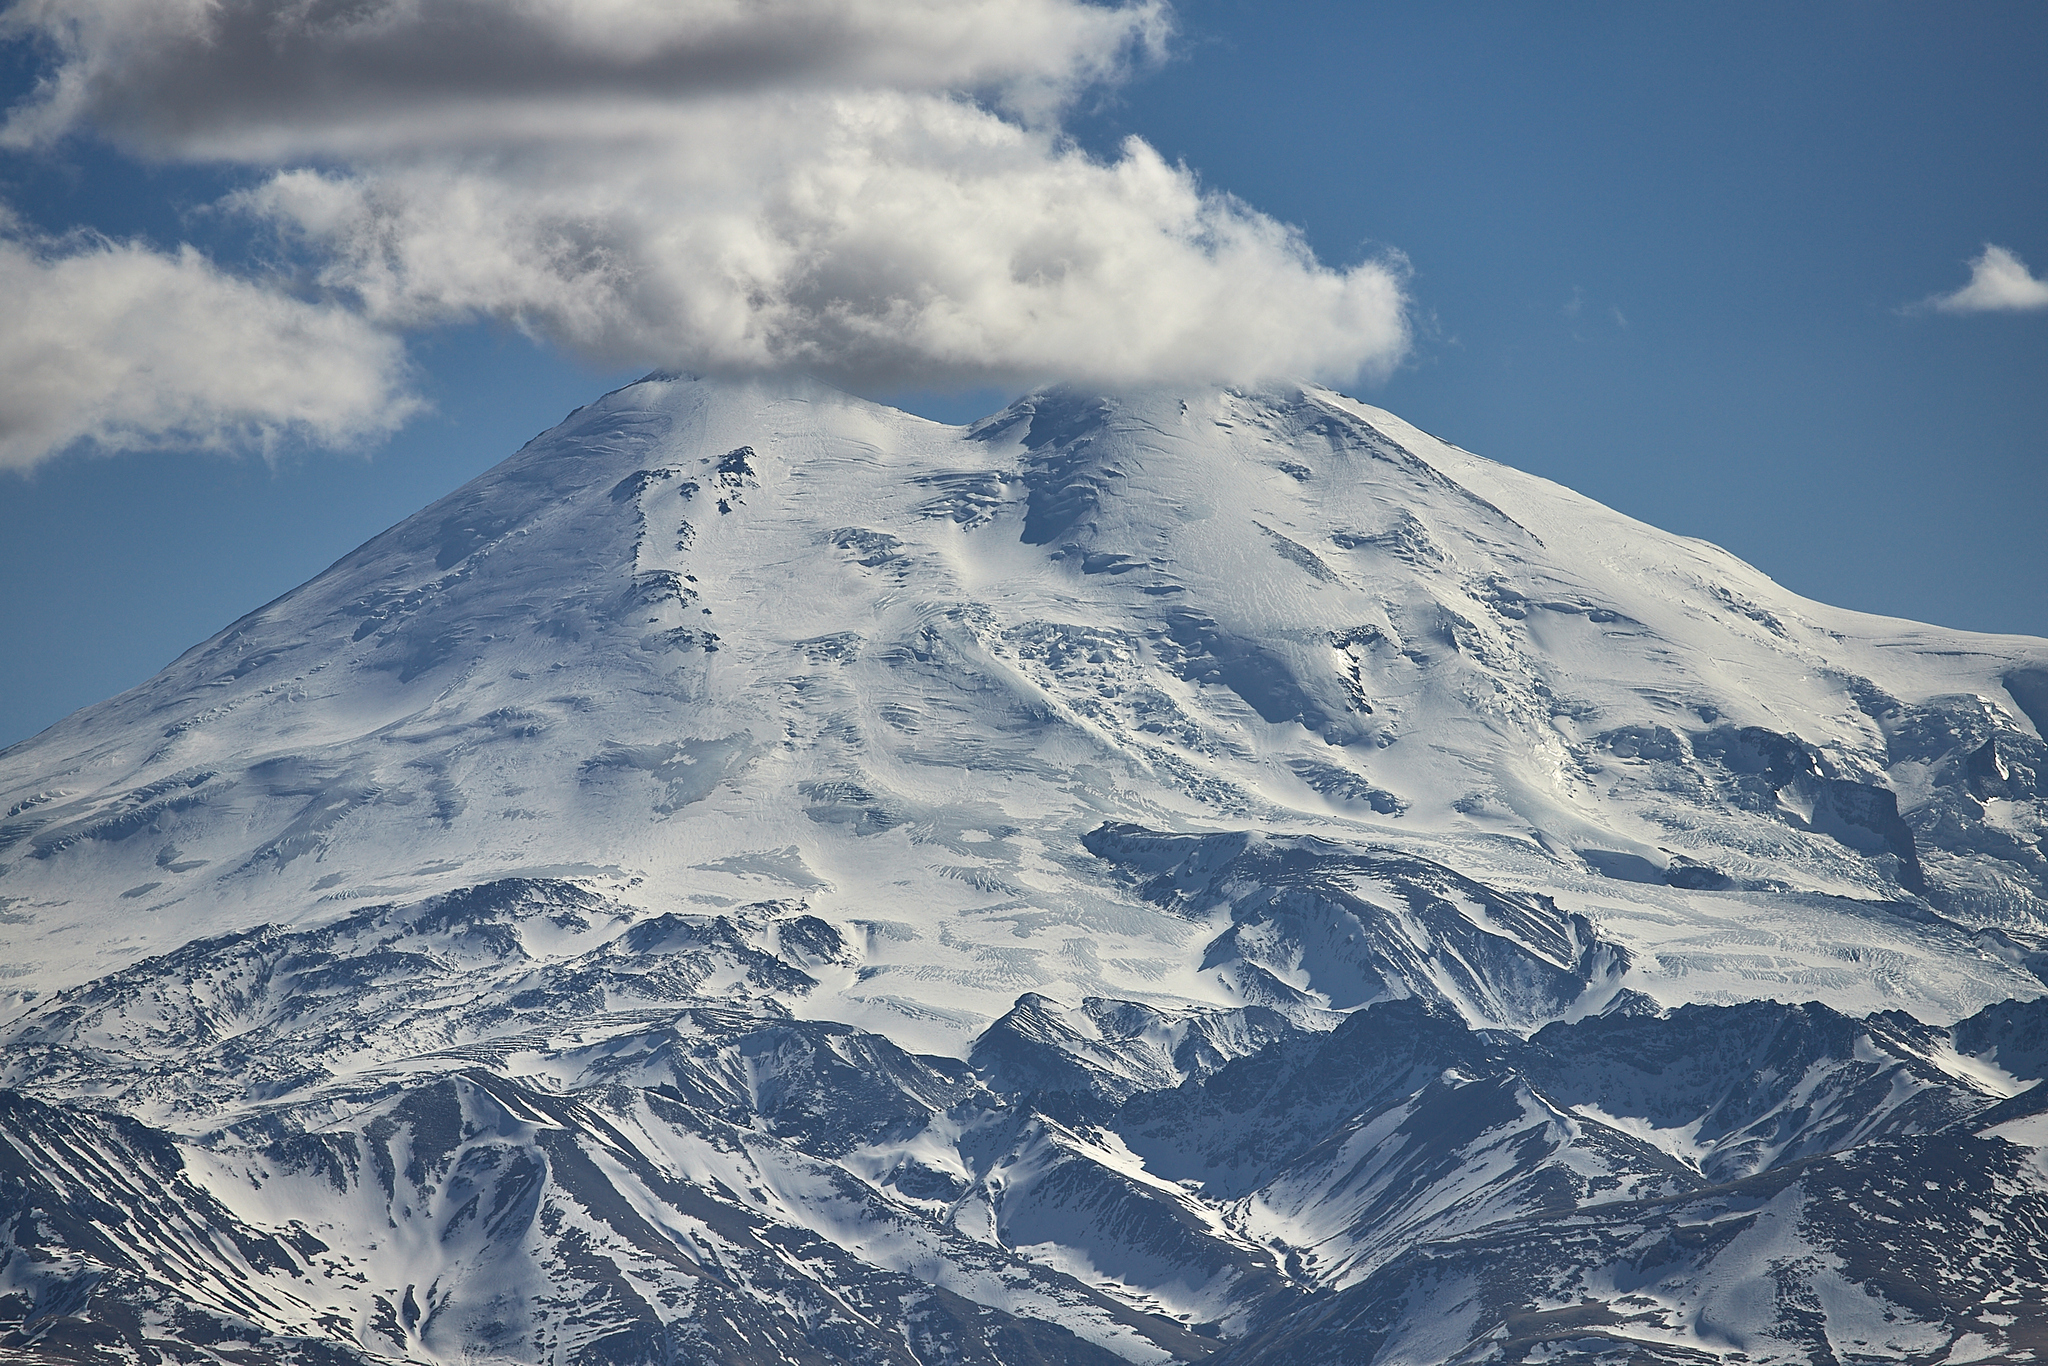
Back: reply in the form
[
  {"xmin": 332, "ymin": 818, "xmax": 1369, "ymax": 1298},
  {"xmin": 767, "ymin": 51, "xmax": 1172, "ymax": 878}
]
[
  {"xmin": 3, "ymin": 375, "xmax": 2047, "ymax": 1364},
  {"xmin": 4, "ymin": 374, "xmax": 2043, "ymax": 1029}
]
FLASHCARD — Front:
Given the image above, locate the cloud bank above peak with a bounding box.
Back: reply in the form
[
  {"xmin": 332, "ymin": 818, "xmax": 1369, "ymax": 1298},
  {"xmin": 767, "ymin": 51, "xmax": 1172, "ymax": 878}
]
[
  {"xmin": 2, "ymin": 0, "xmax": 1175, "ymax": 155},
  {"xmin": 0, "ymin": 0, "xmax": 1412, "ymax": 468}
]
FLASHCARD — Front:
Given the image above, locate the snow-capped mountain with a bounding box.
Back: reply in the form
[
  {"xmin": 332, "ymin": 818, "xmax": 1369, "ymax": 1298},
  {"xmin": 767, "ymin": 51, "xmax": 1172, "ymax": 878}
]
[{"xmin": 3, "ymin": 374, "xmax": 2045, "ymax": 1364}]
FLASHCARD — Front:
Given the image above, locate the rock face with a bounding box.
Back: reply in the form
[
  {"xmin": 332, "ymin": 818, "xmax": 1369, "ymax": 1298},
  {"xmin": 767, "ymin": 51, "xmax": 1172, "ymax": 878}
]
[{"xmin": 2, "ymin": 373, "xmax": 2047, "ymax": 1364}]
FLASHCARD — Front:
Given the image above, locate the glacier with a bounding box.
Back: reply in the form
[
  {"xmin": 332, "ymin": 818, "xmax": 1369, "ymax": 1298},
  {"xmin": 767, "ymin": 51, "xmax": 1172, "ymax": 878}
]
[{"xmin": 1, "ymin": 373, "xmax": 2045, "ymax": 1364}]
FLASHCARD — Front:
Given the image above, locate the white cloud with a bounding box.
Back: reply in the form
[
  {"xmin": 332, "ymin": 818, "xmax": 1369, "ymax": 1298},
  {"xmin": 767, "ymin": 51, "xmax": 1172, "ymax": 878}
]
[
  {"xmin": 233, "ymin": 97, "xmax": 1410, "ymax": 390},
  {"xmin": 1927, "ymin": 244, "xmax": 2048, "ymax": 314},
  {"xmin": 2, "ymin": 0, "xmax": 1174, "ymax": 156},
  {"xmin": 1, "ymin": 0, "xmax": 1411, "ymax": 450},
  {"xmin": 0, "ymin": 228, "xmax": 417, "ymax": 470}
]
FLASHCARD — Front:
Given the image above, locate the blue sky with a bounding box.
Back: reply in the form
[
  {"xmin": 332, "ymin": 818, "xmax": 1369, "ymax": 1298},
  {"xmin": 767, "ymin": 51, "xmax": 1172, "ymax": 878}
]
[{"xmin": 1, "ymin": 1, "xmax": 2043, "ymax": 748}]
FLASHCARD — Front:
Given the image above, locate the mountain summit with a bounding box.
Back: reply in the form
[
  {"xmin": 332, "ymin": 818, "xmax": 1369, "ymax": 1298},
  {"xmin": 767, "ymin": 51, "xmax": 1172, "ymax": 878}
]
[{"xmin": 4, "ymin": 375, "xmax": 2047, "ymax": 1364}]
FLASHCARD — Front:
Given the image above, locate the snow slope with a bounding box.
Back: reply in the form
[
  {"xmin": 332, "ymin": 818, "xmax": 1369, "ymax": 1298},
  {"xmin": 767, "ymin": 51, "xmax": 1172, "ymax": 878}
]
[
  {"xmin": 3, "ymin": 374, "xmax": 2043, "ymax": 1032},
  {"xmin": 4, "ymin": 373, "xmax": 2047, "ymax": 1364}
]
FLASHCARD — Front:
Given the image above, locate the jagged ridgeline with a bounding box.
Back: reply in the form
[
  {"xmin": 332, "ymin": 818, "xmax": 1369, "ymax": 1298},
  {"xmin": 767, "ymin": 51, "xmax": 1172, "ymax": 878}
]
[{"xmin": 2, "ymin": 374, "xmax": 2046, "ymax": 1364}]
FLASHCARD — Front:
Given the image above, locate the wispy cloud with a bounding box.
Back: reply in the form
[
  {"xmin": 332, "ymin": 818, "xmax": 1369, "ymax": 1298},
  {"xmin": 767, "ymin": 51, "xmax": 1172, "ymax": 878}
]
[
  {"xmin": 1560, "ymin": 287, "xmax": 1627, "ymax": 338},
  {"xmin": 1922, "ymin": 244, "xmax": 2048, "ymax": 314},
  {"xmin": 0, "ymin": 0, "xmax": 1413, "ymax": 466},
  {"xmin": 0, "ymin": 224, "xmax": 416, "ymax": 471}
]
